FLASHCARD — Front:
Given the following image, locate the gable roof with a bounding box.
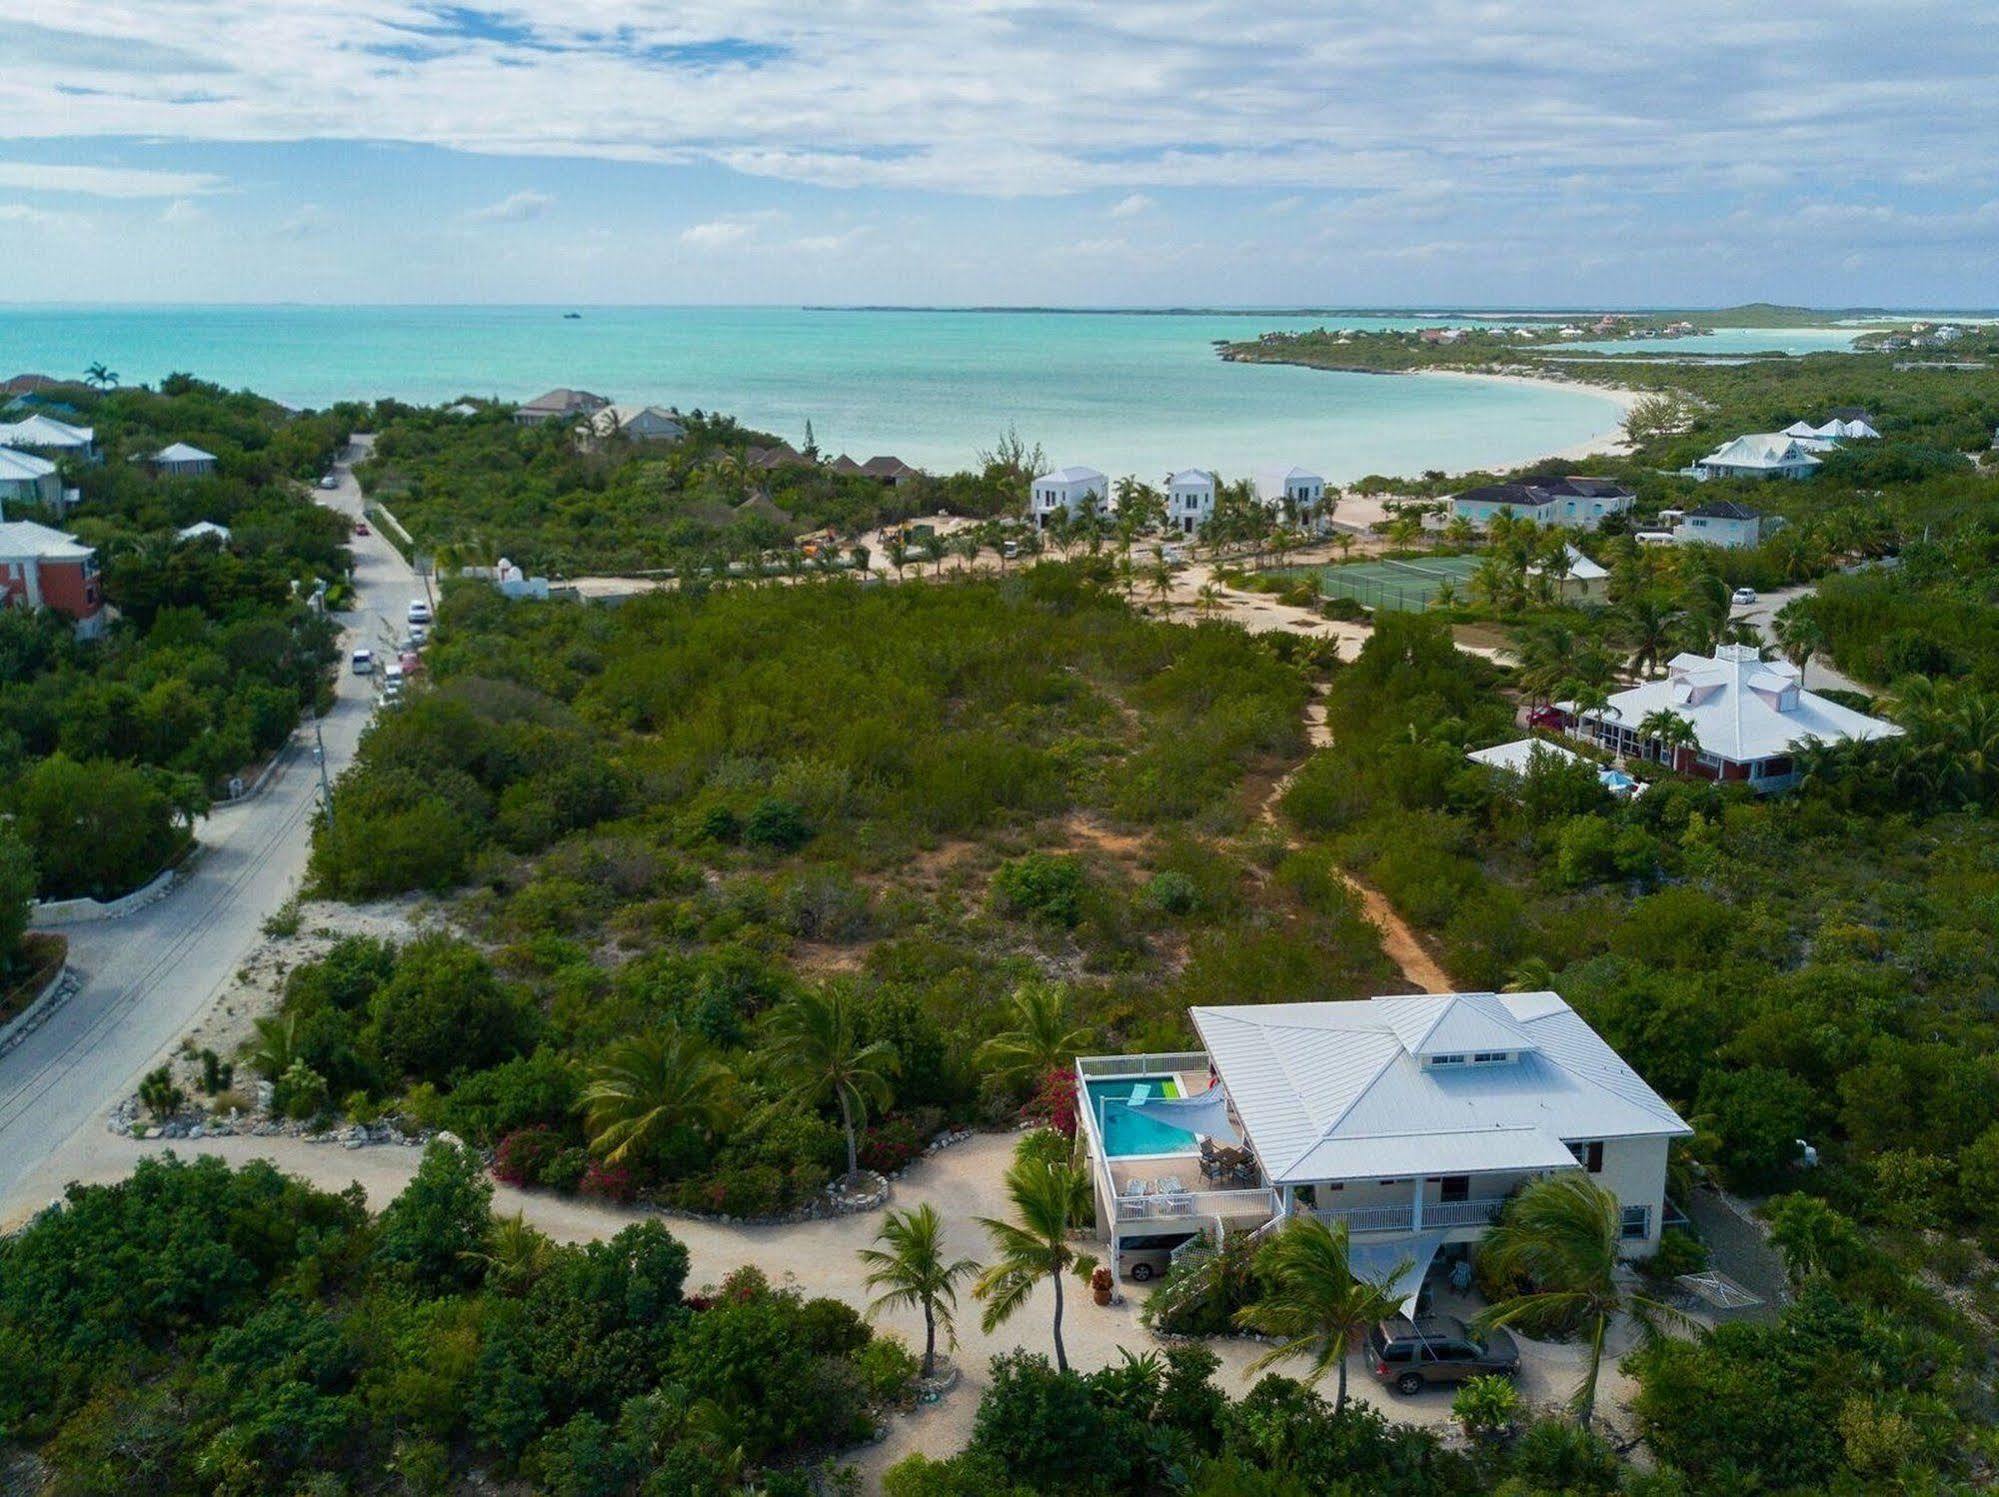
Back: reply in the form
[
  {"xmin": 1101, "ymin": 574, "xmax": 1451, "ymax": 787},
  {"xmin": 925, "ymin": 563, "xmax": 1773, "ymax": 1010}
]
[
  {"xmin": 1191, "ymin": 992, "xmax": 1690, "ymax": 1186},
  {"xmin": 0, "ymin": 414, "xmax": 93, "ymax": 449},
  {"xmin": 520, "ymin": 387, "xmax": 610, "ymax": 414},
  {"xmin": 859, "ymin": 455, "xmax": 915, "ymax": 478},
  {"xmin": 1167, "ymin": 468, "xmax": 1215, "ymax": 488},
  {"xmin": 1698, "ymin": 433, "xmax": 1821, "ymax": 471},
  {"xmin": 1036, "ymin": 465, "xmax": 1105, "ymax": 485},
  {"xmin": 0, "ymin": 447, "xmax": 57, "ymax": 481},
  {"xmin": 153, "ymin": 442, "xmax": 217, "ymax": 464},
  {"xmin": 1686, "ymin": 499, "xmax": 1762, "ymax": 520},
  {"xmin": 0, "ymin": 520, "xmax": 93, "ymax": 561}
]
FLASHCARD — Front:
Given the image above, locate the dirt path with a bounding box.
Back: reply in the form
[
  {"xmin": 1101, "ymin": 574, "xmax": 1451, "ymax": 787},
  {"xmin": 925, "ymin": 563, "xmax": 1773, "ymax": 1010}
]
[{"xmin": 1255, "ymin": 685, "xmax": 1454, "ymax": 996}]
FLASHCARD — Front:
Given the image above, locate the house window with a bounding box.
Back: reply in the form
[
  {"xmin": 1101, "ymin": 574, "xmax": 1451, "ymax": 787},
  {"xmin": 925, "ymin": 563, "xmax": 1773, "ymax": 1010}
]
[
  {"xmin": 1620, "ymin": 1204, "xmax": 1651, "ymax": 1241},
  {"xmin": 1471, "ymin": 1051, "xmax": 1508, "ymax": 1064},
  {"xmin": 1428, "ymin": 1054, "xmax": 1465, "ymax": 1067},
  {"xmin": 1570, "ymin": 1140, "xmax": 1604, "ymax": 1173},
  {"xmin": 1438, "ymin": 1176, "xmax": 1470, "ymax": 1203}
]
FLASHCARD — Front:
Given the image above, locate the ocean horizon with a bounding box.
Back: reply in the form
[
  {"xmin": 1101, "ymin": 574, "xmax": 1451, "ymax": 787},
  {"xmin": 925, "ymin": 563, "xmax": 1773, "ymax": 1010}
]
[{"xmin": 0, "ymin": 303, "xmax": 1862, "ymax": 482}]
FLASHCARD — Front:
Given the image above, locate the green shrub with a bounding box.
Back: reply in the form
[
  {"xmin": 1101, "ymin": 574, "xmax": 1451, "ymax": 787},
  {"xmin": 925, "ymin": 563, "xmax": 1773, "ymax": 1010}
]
[
  {"xmin": 992, "ymin": 853, "xmax": 1088, "ymax": 927},
  {"xmin": 744, "ymin": 797, "xmax": 812, "ymax": 852}
]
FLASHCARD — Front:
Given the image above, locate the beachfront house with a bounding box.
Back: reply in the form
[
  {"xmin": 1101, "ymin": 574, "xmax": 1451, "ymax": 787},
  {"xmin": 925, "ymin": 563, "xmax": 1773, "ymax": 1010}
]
[
  {"xmin": 1450, "ymin": 476, "xmax": 1635, "ymax": 532},
  {"xmin": 1077, "ymin": 992, "xmax": 1690, "ymax": 1301},
  {"xmin": 1254, "ymin": 464, "xmax": 1328, "ymax": 525},
  {"xmin": 0, "ymin": 520, "xmax": 106, "ymax": 638},
  {"xmin": 1673, "ymin": 500, "xmax": 1766, "ymax": 549},
  {"xmin": 0, "ymin": 414, "xmax": 97, "ymax": 464},
  {"xmin": 0, "ymin": 448, "xmax": 61, "ymax": 515},
  {"xmin": 1029, "ymin": 465, "xmax": 1108, "ymax": 530},
  {"xmin": 514, "ymin": 388, "xmax": 612, "ymax": 427},
  {"xmin": 1166, "ymin": 469, "xmax": 1217, "ymax": 534},
  {"xmin": 151, "ymin": 442, "xmax": 218, "ymax": 478},
  {"xmin": 1560, "ymin": 643, "xmax": 1900, "ymax": 791},
  {"xmin": 1693, "ymin": 433, "xmax": 1821, "ymax": 481}
]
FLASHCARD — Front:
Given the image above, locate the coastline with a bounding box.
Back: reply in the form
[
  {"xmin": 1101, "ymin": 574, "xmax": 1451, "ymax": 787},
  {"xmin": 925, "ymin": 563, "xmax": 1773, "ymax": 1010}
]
[{"xmin": 1412, "ymin": 366, "xmax": 1640, "ymax": 465}]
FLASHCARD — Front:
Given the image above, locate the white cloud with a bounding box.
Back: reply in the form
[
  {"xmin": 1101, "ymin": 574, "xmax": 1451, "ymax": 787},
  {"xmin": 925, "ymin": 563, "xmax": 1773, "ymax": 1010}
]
[
  {"xmin": 1268, "ymin": 195, "xmax": 1304, "ymax": 214},
  {"xmin": 680, "ymin": 218, "xmax": 755, "ymax": 248},
  {"xmin": 0, "ymin": 161, "xmax": 226, "ymax": 198},
  {"xmin": 1108, "ymin": 192, "xmax": 1155, "ymax": 218},
  {"xmin": 161, "ymin": 197, "xmax": 205, "ymax": 225},
  {"xmin": 469, "ymin": 189, "xmax": 553, "ymax": 222},
  {"xmin": 0, "ymin": 203, "xmax": 66, "ymax": 226},
  {"xmin": 790, "ymin": 226, "xmax": 871, "ymax": 253}
]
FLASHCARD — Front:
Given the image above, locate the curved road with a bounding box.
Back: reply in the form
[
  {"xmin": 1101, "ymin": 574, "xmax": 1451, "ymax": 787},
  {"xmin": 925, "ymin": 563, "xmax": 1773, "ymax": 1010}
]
[{"xmin": 0, "ymin": 436, "xmax": 417, "ymax": 1218}]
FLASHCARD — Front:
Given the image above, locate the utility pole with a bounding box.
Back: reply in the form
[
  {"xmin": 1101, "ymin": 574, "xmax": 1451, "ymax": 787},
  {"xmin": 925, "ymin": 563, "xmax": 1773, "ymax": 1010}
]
[{"xmin": 313, "ymin": 714, "xmax": 334, "ymax": 828}]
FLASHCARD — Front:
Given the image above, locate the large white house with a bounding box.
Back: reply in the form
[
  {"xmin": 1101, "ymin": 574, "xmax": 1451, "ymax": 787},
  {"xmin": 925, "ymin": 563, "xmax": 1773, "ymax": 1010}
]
[
  {"xmin": 1077, "ymin": 991, "xmax": 1690, "ymax": 1304},
  {"xmin": 1165, "ymin": 469, "xmax": 1216, "ymax": 534},
  {"xmin": 1693, "ymin": 433, "xmax": 1822, "ymax": 481},
  {"xmin": 1028, "ymin": 465, "xmax": 1108, "ymax": 530},
  {"xmin": 1254, "ymin": 464, "xmax": 1328, "ymax": 523},
  {"xmin": 1562, "ymin": 643, "xmax": 1901, "ymax": 791}
]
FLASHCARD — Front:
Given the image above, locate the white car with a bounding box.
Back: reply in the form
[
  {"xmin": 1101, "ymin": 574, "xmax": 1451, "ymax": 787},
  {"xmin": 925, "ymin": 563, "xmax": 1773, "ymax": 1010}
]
[
  {"xmin": 1731, "ymin": 587, "xmax": 1758, "ymax": 606},
  {"xmin": 406, "ymin": 600, "xmax": 433, "ymax": 626},
  {"xmin": 350, "ymin": 648, "xmax": 374, "ymax": 676},
  {"xmin": 407, "ymin": 624, "xmax": 428, "ymax": 647},
  {"xmin": 318, "ymin": 474, "xmax": 339, "ymax": 491}
]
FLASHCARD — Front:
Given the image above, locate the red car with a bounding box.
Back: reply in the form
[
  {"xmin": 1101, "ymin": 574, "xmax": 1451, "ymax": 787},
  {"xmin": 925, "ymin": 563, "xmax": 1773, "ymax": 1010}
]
[
  {"xmin": 353, "ymin": 520, "xmax": 371, "ymax": 536},
  {"xmin": 1527, "ymin": 705, "xmax": 1568, "ymax": 731}
]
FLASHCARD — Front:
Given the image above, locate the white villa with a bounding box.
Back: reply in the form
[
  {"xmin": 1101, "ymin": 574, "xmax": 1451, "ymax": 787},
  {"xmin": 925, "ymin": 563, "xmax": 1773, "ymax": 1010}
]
[
  {"xmin": 1254, "ymin": 464, "xmax": 1328, "ymax": 523},
  {"xmin": 1166, "ymin": 469, "xmax": 1216, "ymax": 534},
  {"xmin": 1450, "ymin": 477, "xmax": 1635, "ymax": 531},
  {"xmin": 1693, "ymin": 433, "xmax": 1821, "ymax": 481},
  {"xmin": 151, "ymin": 442, "xmax": 219, "ymax": 478},
  {"xmin": 0, "ymin": 447, "xmax": 61, "ymax": 514},
  {"xmin": 1673, "ymin": 499, "xmax": 1766, "ymax": 549},
  {"xmin": 1028, "ymin": 465, "xmax": 1108, "ymax": 530},
  {"xmin": 1078, "ymin": 991, "xmax": 1690, "ymax": 1305},
  {"xmin": 1560, "ymin": 643, "xmax": 1901, "ymax": 791},
  {"xmin": 0, "ymin": 414, "xmax": 97, "ymax": 463}
]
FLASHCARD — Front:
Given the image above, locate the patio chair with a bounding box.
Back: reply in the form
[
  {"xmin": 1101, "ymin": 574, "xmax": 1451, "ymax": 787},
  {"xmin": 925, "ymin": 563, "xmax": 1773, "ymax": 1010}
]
[
  {"xmin": 1121, "ymin": 1177, "xmax": 1150, "ymax": 1198},
  {"xmin": 1157, "ymin": 1175, "xmax": 1186, "ymax": 1196}
]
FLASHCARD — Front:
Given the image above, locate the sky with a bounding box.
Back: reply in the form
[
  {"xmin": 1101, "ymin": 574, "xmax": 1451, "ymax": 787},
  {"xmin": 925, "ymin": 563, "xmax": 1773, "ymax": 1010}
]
[{"xmin": 2, "ymin": 1, "xmax": 1996, "ymax": 307}]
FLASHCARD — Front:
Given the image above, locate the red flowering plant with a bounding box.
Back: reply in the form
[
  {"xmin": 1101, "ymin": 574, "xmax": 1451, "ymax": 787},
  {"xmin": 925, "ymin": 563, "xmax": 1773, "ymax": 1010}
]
[{"xmin": 1026, "ymin": 1066, "xmax": 1079, "ymax": 1138}]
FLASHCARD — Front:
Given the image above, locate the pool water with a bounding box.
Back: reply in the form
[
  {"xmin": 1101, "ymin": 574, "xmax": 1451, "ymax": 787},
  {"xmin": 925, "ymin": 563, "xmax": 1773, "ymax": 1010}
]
[{"xmin": 1087, "ymin": 1076, "xmax": 1199, "ymax": 1158}]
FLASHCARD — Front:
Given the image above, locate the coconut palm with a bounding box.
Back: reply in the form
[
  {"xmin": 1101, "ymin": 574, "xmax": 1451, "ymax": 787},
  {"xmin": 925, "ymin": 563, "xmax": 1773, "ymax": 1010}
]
[
  {"xmin": 1636, "ymin": 708, "xmax": 1699, "ymax": 770},
  {"xmin": 463, "ymin": 1211, "xmax": 556, "ymax": 1295},
  {"xmin": 884, "ymin": 538, "xmax": 909, "ymax": 581},
  {"xmin": 973, "ymin": 1158, "xmax": 1098, "ymax": 1372},
  {"xmin": 1234, "ymin": 1216, "xmax": 1408, "ymax": 1412},
  {"xmin": 766, "ymin": 987, "xmax": 898, "ymax": 1180},
  {"xmin": 580, "ymin": 1027, "xmax": 736, "ymax": 1166},
  {"xmin": 84, "ymin": 361, "xmax": 117, "ymax": 390},
  {"xmin": 858, "ymin": 1203, "xmax": 981, "ymax": 1376},
  {"xmin": 974, "ymin": 980, "xmax": 1091, "ymax": 1087},
  {"xmin": 1196, "ymin": 580, "xmax": 1223, "ymax": 618},
  {"xmin": 1770, "ymin": 600, "xmax": 1826, "ymax": 687},
  {"xmin": 1474, "ymin": 1173, "xmax": 1696, "ymax": 1430},
  {"xmin": 1619, "ymin": 595, "xmax": 1681, "ymax": 678}
]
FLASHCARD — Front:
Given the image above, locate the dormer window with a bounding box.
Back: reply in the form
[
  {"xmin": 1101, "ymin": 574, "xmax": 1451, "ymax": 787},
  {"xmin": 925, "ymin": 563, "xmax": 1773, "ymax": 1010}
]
[{"xmin": 1427, "ymin": 1053, "xmax": 1465, "ymax": 1068}]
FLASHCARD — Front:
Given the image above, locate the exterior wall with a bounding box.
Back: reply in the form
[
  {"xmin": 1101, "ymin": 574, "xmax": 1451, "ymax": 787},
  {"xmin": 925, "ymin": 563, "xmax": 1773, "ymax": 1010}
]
[
  {"xmin": 35, "ymin": 557, "xmax": 101, "ymax": 622},
  {"xmin": 1674, "ymin": 515, "xmax": 1762, "ymax": 547},
  {"xmin": 1168, "ymin": 482, "xmax": 1214, "ymax": 533},
  {"xmin": 157, "ymin": 458, "xmax": 217, "ymax": 478},
  {"xmin": 1594, "ymin": 1135, "xmax": 1670, "ymax": 1253},
  {"xmin": 0, "ymin": 471, "xmax": 62, "ymax": 512},
  {"xmin": 1453, "ymin": 498, "xmax": 1553, "ymax": 529},
  {"xmin": 1029, "ymin": 477, "xmax": 1106, "ymax": 529}
]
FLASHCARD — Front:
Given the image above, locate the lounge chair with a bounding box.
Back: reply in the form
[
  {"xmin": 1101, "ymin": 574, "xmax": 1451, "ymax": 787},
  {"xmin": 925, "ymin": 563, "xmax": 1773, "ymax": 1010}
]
[{"xmin": 1157, "ymin": 1175, "xmax": 1186, "ymax": 1196}]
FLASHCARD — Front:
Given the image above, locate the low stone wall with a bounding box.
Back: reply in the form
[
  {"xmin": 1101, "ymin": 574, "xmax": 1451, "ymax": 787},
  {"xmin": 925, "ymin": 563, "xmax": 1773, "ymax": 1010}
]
[
  {"xmin": 29, "ymin": 857, "xmax": 188, "ymax": 928},
  {"xmin": 212, "ymin": 736, "xmax": 297, "ymax": 807},
  {"xmin": 0, "ymin": 964, "xmax": 78, "ymax": 1056}
]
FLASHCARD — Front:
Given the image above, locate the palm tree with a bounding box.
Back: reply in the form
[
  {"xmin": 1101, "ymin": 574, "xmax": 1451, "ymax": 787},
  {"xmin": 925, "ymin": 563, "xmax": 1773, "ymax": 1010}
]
[
  {"xmin": 858, "ymin": 1203, "xmax": 981, "ymax": 1376},
  {"xmin": 1620, "ymin": 595, "xmax": 1681, "ymax": 679},
  {"xmin": 951, "ymin": 531, "xmax": 982, "ymax": 575},
  {"xmin": 1770, "ymin": 600, "xmax": 1826, "ymax": 688},
  {"xmin": 974, "ymin": 980, "xmax": 1091, "ymax": 1088},
  {"xmin": 884, "ymin": 538, "xmax": 909, "ymax": 581},
  {"xmin": 84, "ymin": 361, "xmax": 117, "ymax": 390},
  {"xmin": 464, "ymin": 1211, "xmax": 556, "ymax": 1295},
  {"xmin": 242, "ymin": 1013, "xmax": 302, "ymax": 1081},
  {"xmin": 1474, "ymin": 1173, "xmax": 1695, "ymax": 1430},
  {"xmin": 1234, "ymin": 1216, "xmax": 1408, "ymax": 1413},
  {"xmin": 766, "ymin": 987, "xmax": 898, "ymax": 1180},
  {"xmin": 973, "ymin": 1158, "xmax": 1098, "ymax": 1372},
  {"xmin": 1196, "ymin": 580, "xmax": 1223, "ymax": 618},
  {"xmin": 580, "ymin": 1027, "xmax": 736, "ymax": 1166},
  {"xmin": 1636, "ymin": 708, "xmax": 1699, "ymax": 770}
]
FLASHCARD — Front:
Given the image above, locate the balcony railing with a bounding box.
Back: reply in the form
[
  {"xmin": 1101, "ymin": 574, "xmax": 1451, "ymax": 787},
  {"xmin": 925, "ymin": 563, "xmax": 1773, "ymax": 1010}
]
[
  {"xmin": 1076, "ymin": 1052, "xmax": 1210, "ymax": 1080},
  {"xmin": 1315, "ymin": 1196, "xmax": 1508, "ymax": 1235},
  {"xmin": 1114, "ymin": 1186, "xmax": 1275, "ymax": 1225}
]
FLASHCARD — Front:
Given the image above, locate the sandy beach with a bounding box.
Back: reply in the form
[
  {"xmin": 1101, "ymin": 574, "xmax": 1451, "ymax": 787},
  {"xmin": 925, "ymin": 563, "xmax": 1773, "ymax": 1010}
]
[{"xmin": 1414, "ymin": 366, "xmax": 1640, "ymax": 465}]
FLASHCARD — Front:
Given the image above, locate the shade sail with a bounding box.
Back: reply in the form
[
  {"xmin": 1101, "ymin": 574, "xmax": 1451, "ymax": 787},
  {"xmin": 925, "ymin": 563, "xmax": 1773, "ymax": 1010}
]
[
  {"xmin": 1349, "ymin": 1230, "xmax": 1446, "ymax": 1317},
  {"xmin": 1126, "ymin": 1085, "xmax": 1241, "ymax": 1146}
]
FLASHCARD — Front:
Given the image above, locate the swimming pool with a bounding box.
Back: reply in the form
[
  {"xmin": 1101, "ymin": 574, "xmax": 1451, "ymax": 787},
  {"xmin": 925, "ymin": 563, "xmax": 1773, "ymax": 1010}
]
[{"xmin": 1087, "ymin": 1076, "xmax": 1200, "ymax": 1158}]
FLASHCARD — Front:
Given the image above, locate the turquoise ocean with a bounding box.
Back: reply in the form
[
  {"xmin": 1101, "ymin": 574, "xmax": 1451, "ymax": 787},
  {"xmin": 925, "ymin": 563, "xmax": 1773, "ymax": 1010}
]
[{"xmin": 0, "ymin": 306, "xmax": 1845, "ymax": 482}]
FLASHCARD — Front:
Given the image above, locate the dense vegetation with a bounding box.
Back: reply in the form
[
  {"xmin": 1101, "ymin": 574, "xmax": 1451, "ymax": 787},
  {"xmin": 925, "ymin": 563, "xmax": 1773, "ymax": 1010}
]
[
  {"xmin": 286, "ymin": 572, "xmax": 1393, "ymax": 1216},
  {"xmin": 0, "ymin": 1147, "xmax": 910, "ymax": 1494},
  {"xmin": 0, "ymin": 375, "xmax": 353, "ymax": 903}
]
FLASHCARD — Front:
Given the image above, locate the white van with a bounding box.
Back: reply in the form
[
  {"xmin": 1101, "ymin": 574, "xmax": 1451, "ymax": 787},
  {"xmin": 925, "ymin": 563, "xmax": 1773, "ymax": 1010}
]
[{"xmin": 350, "ymin": 648, "xmax": 374, "ymax": 676}]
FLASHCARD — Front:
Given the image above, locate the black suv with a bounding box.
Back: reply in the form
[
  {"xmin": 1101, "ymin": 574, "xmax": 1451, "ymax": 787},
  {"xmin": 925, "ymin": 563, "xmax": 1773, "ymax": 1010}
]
[{"xmin": 1366, "ymin": 1314, "xmax": 1520, "ymax": 1394}]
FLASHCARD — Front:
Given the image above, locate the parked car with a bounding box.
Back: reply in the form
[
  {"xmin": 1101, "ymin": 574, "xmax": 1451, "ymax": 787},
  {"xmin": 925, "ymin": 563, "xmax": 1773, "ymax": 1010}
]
[
  {"xmin": 318, "ymin": 474, "xmax": 339, "ymax": 491},
  {"xmin": 1731, "ymin": 587, "xmax": 1758, "ymax": 605},
  {"xmin": 406, "ymin": 600, "xmax": 432, "ymax": 625},
  {"xmin": 1115, "ymin": 1229, "xmax": 1202, "ymax": 1282},
  {"xmin": 1367, "ymin": 1315, "xmax": 1520, "ymax": 1394},
  {"xmin": 406, "ymin": 624, "xmax": 428, "ymax": 647},
  {"xmin": 398, "ymin": 650, "xmax": 423, "ymax": 676},
  {"xmin": 349, "ymin": 648, "xmax": 374, "ymax": 676},
  {"xmin": 1161, "ymin": 545, "xmax": 1185, "ymax": 565},
  {"xmin": 1527, "ymin": 705, "xmax": 1568, "ymax": 731},
  {"xmin": 353, "ymin": 520, "xmax": 371, "ymax": 536}
]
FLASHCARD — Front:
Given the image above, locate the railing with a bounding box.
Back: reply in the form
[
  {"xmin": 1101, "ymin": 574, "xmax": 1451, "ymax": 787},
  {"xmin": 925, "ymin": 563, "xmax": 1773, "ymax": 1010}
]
[
  {"xmin": 1315, "ymin": 1197, "xmax": 1508, "ymax": 1235},
  {"xmin": 1115, "ymin": 1186, "xmax": 1274, "ymax": 1225},
  {"xmin": 1076, "ymin": 1052, "xmax": 1210, "ymax": 1080}
]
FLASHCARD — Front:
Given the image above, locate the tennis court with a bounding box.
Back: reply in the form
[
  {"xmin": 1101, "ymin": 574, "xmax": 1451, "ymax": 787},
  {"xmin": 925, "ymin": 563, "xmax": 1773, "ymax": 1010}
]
[{"xmin": 1284, "ymin": 553, "xmax": 1486, "ymax": 613}]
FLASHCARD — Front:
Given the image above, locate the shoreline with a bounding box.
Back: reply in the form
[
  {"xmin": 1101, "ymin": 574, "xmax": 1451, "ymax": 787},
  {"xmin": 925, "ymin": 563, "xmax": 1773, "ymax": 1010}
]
[{"xmin": 1412, "ymin": 365, "xmax": 1640, "ymax": 466}]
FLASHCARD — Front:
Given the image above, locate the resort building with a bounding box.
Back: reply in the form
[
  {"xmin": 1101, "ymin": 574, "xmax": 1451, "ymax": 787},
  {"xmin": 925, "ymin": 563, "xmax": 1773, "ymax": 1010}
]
[
  {"xmin": 0, "ymin": 520, "xmax": 106, "ymax": 638},
  {"xmin": 1784, "ymin": 411, "xmax": 1880, "ymax": 445},
  {"xmin": 514, "ymin": 388, "xmax": 612, "ymax": 426},
  {"xmin": 1672, "ymin": 500, "xmax": 1766, "ymax": 549},
  {"xmin": 1166, "ymin": 469, "xmax": 1217, "ymax": 534},
  {"xmin": 0, "ymin": 414, "xmax": 97, "ymax": 463},
  {"xmin": 151, "ymin": 442, "xmax": 219, "ymax": 478},
  {"xmin": 592, "ymin": 404, "xmax": 686, "ymax": 443},
  {"xmin": 0, "ymin": 447, "xmax": 61, "ymax": 514},
  {"xmin": 1077, "ymin": 991, "xmax": 1689, "ymax": 1303},
  {"xmin": 860, "ymin": 455, "xmax": 919, "ymax": 486},
  {"xmin": 1254, "ymin": 464, "xmax": 1328, "ymax": 523},
  {"xmin": 1692, "ymin": 433, "xmax": 1821, "ymax": 481},
  {"xmin": 1561, "ymin": 643, "xmax": 1901, "ymax": 791},
  {"xmin": 1028, "ymin": 465, "xmax": 1108, "ymax": 530},
  {"xmin": 1449, "ymin": 476, "xmax": 1635, "ymax": 531}
]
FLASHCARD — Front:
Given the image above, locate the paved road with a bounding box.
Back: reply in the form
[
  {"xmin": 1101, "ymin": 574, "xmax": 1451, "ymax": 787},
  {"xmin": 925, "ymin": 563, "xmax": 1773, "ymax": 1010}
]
[
  {"xmin": 0, "ymin": 436, "xmax": 416, "ymax": 1217},
  {"xmin": 1731, "ymin": 581, "xmax": 1863, "ymax": 695}
]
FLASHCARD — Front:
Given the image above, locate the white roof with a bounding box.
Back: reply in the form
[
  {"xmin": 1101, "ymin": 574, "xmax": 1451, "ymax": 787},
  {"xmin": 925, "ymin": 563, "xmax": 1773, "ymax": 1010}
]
[
  {"xmin": 1698, "ymin": 433, "xmax": 1821, "ymax": 472},
  {"xmin": 0, "ymin": 447, "xmax": 57, "ymax": 481},
  {"xmin": 154, "ymin": 442, "xmax": 217, "ymax": 464},
  {"xmin": 1192, "ymin": 991, "xmax": 1690, "ymax": 1187},
  {"xmin": 1254, "ymin": 464, "xmax": 1325, "ymax": 501},
  {"xmin": 1036, "ymin": 465, "xmax": 1106, "ymax": 485},
  {"xmin": 176, "ymin": 520, "xmax": 231, "ymax": 543},
  {"xmin": 1579, "ymin": 644, "xmax": 1901, "ymax": 762},
  {"xmin": 1529, "ymin": 543, "xmax": 1606, "ymax": 582},
  {"xmin": 0, "ymin": 520, "xmax": 93, "ymax": 561},
  {"xmin": 0, "ymin": 414, "xmax": 93, "ymax": 449},
  {"xmin": 1167, "ymin": 468, "xmax": 1215, "ymax": 488},
  {"xmin": 1468, "ymin": 739, "xmax": 1586, "ymax": 774}
]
